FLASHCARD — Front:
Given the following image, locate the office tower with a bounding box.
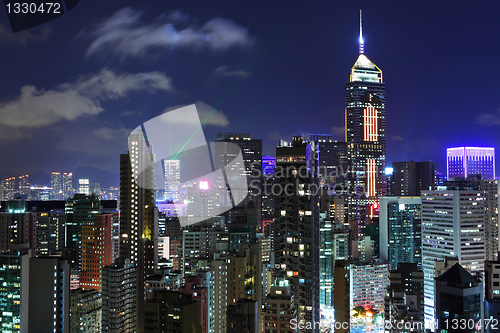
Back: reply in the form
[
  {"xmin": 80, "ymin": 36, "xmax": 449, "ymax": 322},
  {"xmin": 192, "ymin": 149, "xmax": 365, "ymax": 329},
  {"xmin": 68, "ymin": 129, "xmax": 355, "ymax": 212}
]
[
  {"xmin": 120, "ymin": 131, "xmax": 158, "ymax": 331},
  {"xmin": 178, "ymin": 275, "xmax": 210, "ymax": 333},
  {"xmin": 62, "ymin": 173, "xmax": 73, "ymax": 199},
  {"xmin": 216, "ymin": 132, "xmax": 263, "ymax": 228},
  {"xmin": 163, "ymin": 159, "xmax": 181, "ymax": 202},
  {"xmin": 0, "ymin": 212, "xmax": 36, "ymax": 254},
  {"xmin": 445, "ymin": 176, "xmax": 499, "ymax": 261},
  {"xmin": 421, "ymin": 189, "xmax": 485, "ymax": 324},
  {"xmin": 65, "ymin": 194, "xmax": 100, "ymax": 270},
  {"xmin": 80, "ymin": 214, "xmax": 112, "ymax": 292},
  {"xmin": 447, "ymin": 146, "xmax": 496, "ymax": 179},
  {"xmin": 319, "ymin": 212, "xmax": 334, "ymax": 309},
  {"xmin": 274, "ymin": 137, "xmax": 320, "ymax": 331},
  {"xmin": 79, "ymin": 178, "xmax": 90, "ymax": 196},
  {"xmin": 384, "ymin": 263, "xmax": 424, "ymax": 328},
  {"xmin": 17, "ymin": 175, "xmax": 29, "ymax": 198},
  {"xmin": 144, "ymin": 290, "xmax": 202, "ymax": 333},
  {"xmin": 391, "ymin": 161, "xmax": 437, "ymax": 196},
  {"xmin": 379, "ymin": 196, "xmax": 422, "ymax": 269},
  {"xmin": 264, "ymin": 285, "xmax": 297, "ymax": 333},
  {"xmin": 483, "ymin": 179, "xmax": 499, "ymax": 260},
  {"xmin": 345, "ymin": 15, "xmax": 386, "ymax": 226},
  {"xmin": 212, "ymin": 259, "xmax": 228, "ymax": 333},
  {"xmin": 102, "ymin": 258, "xmax": 137, "ymax": 333},
  {"xmin": 226, "ymin": 299, "xmax": 258, "ymax": 333},
  {"xmin": 51, "ymin": 172, "xmax": 62, "ymax": 199},
  {"xmin": 70, "ymin": 288, "xmax": 102, "ymax": 333},
  {"xmin": 333, "ymin": 260, "xmax": 350, "ymax": 333},
  {"xmin": 1, "ymin": 177, "xmax": 16, "ymax": 200},
  {"xmin": 435, "ymin": 263, "xmax": 484, "ymax": 332}
]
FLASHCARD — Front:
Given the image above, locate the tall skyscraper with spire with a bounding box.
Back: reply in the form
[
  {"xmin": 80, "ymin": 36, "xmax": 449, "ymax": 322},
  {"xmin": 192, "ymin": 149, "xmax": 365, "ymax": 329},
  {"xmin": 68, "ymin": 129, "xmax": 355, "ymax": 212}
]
[{"xmin": 345, "ymin": 11, "xmax": 386, "ymax": 225}]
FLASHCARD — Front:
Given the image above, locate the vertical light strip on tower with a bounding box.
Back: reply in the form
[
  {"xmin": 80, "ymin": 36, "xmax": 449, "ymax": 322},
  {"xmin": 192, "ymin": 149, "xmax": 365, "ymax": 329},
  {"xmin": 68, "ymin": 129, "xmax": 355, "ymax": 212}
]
[
  {"xmin": 363, "ymin": 105, "xmax": 378, "ymax": 142},
  {"xmin": 367, "ymin": 159, "xmax": 376, "ymax": 197}
]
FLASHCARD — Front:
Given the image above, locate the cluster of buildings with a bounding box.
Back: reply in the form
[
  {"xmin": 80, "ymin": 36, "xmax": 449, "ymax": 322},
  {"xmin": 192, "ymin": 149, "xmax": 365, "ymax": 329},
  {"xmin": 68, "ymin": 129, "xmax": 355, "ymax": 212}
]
[
  {"xmin": 0, "ymin": 17, "xmax": 499, "ymax": 333},
  {"xmin": 0, "ymin": 172, "xmax": 119, "ymax": 201}
]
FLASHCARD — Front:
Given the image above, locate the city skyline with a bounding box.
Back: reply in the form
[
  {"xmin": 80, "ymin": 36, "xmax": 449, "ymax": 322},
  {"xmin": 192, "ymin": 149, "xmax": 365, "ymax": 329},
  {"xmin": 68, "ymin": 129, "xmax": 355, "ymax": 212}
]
[{"xmin": 0, "ymin": 1, "xmax": 499, "ymax": 180}]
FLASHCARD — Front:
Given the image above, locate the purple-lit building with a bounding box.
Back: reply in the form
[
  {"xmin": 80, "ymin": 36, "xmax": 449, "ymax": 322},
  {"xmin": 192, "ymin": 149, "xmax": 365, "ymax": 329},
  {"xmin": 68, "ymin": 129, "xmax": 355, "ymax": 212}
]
[
  {"xmin": 262, "ymin": 155, "xmax": 276, "ymax": 176},
  {"xmin": 447, "ymin": 147, "xmax": 495, "ymax": 180}
]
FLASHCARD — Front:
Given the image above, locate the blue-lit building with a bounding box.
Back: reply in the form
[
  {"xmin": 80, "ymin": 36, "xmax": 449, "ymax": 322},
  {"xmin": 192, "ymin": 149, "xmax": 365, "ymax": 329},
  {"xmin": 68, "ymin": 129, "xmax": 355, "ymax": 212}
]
[
  {"xmin": 447, "ymin": 147, "xmax": 495, "ymax": 180},
  {"xmin": 379, "ymin": 196, "xmax": 422, "ymax": 270}
]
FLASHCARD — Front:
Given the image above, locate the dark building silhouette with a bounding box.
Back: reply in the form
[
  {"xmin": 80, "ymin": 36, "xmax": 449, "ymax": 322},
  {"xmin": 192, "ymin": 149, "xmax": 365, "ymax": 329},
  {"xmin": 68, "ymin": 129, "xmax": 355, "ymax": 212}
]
[
  {"xmin": 390, "ymin": 161, "xmax": 436, "ymax": 196},
  {"xmin": 435, "ymin": 263, "xmax": 483, "ymax": 332}
]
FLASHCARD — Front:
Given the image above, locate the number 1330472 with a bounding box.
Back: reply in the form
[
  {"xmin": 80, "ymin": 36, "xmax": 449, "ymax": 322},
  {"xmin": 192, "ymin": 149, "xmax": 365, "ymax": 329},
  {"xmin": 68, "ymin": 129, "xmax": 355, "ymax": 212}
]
[{"xmin": 6, "ymin": 3, "xmax": 61, "ymax": 14}]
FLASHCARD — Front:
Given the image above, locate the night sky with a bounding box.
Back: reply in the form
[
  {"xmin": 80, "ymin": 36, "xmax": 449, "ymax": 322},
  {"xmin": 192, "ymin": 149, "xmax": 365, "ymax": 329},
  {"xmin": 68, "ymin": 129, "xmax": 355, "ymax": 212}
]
[{"xmin": 0, "ymin": 0, "xmax": 499, "ymax": 185}]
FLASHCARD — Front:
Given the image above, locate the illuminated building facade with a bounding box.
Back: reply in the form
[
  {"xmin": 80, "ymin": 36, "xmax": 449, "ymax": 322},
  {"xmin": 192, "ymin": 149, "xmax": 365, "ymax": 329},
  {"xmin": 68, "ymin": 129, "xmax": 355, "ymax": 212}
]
[
  {"xmin": 80, "ymin": 214, "xmax": 113, "ymax": 293},
  {"xmin": 319, "ymin": 212, "xmax": 334, "ymax": 308},
  {"xmin": 70, "ymin": 288, "xmax": 102, "ymax": 333},
  {"xmin": 345, "ymin": 16, "xmax": 386, "ymax": 226},
  {"xmin": 79, "ymin": 178, "xmax": 90, "ymax": 196},
  {"xmin": 120, "ymin": 131, "xmax": 158, "ymax": 332},
  {"xmin": 349, "ymin": 262, "xmax": 388, "ymax": 329},
  {"xmin": 447, "ymin": 147, "xmax": 495, "ymax": 180},
  {"xmin": 163, "ymin": 159, "xmax": 181, "ymax": 202},
  {"xmin": 64, "ymin": 194, "xmax": 100, "ymax": 271},
  {"xmin": 102, "ymin": 258, "xmax": 137, "ymax": 333},
  {"xmin": 274, "ymin": 137, "xmax": 320, "ymax": 332},
  {"xmin": 390, "ymin": 161, "xmax": 437, "ymax": 196},
  {"xmin": 264, "ymin": 285, "xmax": 297, "ymax": 333},
  {"xmin": 379, "ymin": 196, "xmax": 422, "ymax": 269},
  {"xmin": 51, "ymin": 172, "xmax": 62, "ymax": 199},
  {"xmin": 62, "ymin": 173, "xmax": 73, "ymax": 199},
  {"xmin": 421, "ymin": 189, "xmax": 485, "ymax": 325},
  {"xmin": 0, "ymin": 212, "xmax": 36, "ymax": 254},
  {"xmin": 17, "ymin": 175, "xmax": 29, "ymax": 198}
]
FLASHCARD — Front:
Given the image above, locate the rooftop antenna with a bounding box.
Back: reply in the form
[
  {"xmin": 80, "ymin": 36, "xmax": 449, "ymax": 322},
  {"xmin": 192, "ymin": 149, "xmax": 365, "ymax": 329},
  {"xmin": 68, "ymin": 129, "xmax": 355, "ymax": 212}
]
[{"xmin": 359, "ymin": 10, "xmax": 364, "ymax": 54}]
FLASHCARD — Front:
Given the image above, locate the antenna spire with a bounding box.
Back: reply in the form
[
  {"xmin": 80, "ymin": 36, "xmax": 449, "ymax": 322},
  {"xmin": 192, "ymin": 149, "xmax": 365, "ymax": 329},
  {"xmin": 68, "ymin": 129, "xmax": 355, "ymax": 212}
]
[{"xmin": 359, "ymin": 10, "xmax": 364, "ymax": 54}]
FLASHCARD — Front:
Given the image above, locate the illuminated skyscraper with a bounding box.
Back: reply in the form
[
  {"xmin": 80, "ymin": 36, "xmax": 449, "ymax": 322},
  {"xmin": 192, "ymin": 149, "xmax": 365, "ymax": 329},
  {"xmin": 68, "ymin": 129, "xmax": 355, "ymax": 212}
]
[
  {"xmin": 79, "ymin": 178, "xmax": 90, "ymax": 196},
  {"xmin": 345, "ymin": 12, "xmax": 386, "ymax": 225},
  {"xmin": 120, "ymin": 131, "xmax": 158, "ymax": 332},
  {"xmin": 51, "ymin": 172, "xmax": 62, "ymax": 199},
  {"xmin": 421, "ymin": 189, "xmax": 485, "ymax": 325},
  {"xmin": 62, "ymin": 173, "xmax": 73, "ymax": 199},
  {"xmin": 80, "ymin": 214, "xmax": 113, "ymax": 293},
  {"xmin": 274, "ymin": 137, "xmax": 320, "ymax": 331},
  {"xmin": 447, "ymin": 146, "xmax": 495, "ymax": 180},
  {"xmin": 163, "ymin": 159, "xmax": 181, "ymax": 202}
]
